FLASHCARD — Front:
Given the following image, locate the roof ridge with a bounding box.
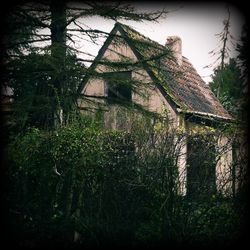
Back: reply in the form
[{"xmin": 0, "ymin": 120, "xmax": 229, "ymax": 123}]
[{"xmin": 116, "ymin": 22, "xmax": 166, "ymax": 50}]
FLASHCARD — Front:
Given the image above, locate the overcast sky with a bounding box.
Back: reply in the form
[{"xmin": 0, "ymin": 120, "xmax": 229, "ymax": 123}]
[{"xmin": 75, "ymin": 2, "xmax": 245, "ymax": 84}]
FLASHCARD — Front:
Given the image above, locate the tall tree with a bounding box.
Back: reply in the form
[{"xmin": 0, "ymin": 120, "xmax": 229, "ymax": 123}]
[
  {"xmin": 206, "ymin": 6, "xmax": 234, "ymax": 99},
  {"xmin": 49, "ymin": 1, "xmax": 67, "ymax": 128},
  {"xmin": 209, "ymin": 18, "xmax": 247, "ymax": 120},
  {"xmin": 3, "ymin": 1, "xmax": 169, "ymax": 131},
  {"xmin": 236, "ymin": 23, "xmax": 249, "ymax": 123},
  {"xmin": 209, "ymin": 58, "xmax": 243, "ymax": 116}
]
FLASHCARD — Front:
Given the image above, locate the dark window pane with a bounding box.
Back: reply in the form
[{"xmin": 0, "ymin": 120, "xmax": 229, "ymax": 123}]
[
  {"xmin": 186, "ymin": 134, "xmax": 216, "ymax": 200},
  {"xmin": 106, "ymin": 71, "xmax": 132, "ymax": 103}
]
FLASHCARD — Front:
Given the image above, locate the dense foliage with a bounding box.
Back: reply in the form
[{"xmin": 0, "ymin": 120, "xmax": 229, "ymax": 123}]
[
  {"xmin": 5, "ymin": 121, "xmax": 244, "ymax": 248},
  {"xmin": 5, "ymin": 52, "xmax": 85, "ymax": 131},
  {"xmin": 209, "ymin": 58, "xmax": 244, "ymax": 116}
]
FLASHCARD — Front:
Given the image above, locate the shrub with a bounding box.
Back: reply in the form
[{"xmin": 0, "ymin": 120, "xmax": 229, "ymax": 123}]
[{"xmin": 6, "ymin": 120, "xmax": 244, "ymax": 247}]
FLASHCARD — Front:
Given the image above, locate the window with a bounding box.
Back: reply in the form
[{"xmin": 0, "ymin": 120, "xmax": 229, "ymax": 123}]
[
  {"xmin": 105, "ymin": 71, "xmax": 132, "ymax": 104},
  {"xmin": 186, "ymin": 134, "xmax": 216, "ymax": 200}
]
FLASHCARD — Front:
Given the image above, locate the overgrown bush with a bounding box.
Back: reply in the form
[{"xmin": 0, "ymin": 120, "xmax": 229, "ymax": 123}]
[
  {"xmin": 7, "ymin": 125, "xmax": 136, "ymax": 244},
  {"xmin": 5, "ymin": 119, "xmax": 243, "ymax": 248},
  {"xmin": 174, "ymin": 199, "xmax": 242, "ymax": 245}
]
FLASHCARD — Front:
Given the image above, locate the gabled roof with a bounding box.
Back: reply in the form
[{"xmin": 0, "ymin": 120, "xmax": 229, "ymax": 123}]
[{"xmin": 79, "ymin": 22, "xmax": 232, "ymax": 121}]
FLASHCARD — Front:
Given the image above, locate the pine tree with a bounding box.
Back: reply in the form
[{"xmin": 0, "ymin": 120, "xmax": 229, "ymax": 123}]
[
  {"xmin": 2, "ymin": 1, "xmax": 169, "ymax": 131},
  {"xmin": 206, "ymin": 6, "xmax": 233, "ymax": 99},
  {"xmin": 209, "ymin": 58, "xmax": 243, "ymax": 116},
  {"xmin": 236, "ymin": 24, "xmax": 249, "ymax": 123}
]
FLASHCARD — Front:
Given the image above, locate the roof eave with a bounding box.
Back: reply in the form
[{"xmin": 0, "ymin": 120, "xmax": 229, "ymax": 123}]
[{"xmin": 177, "ymin": 108, "xmax": 234, "ymax": 123}]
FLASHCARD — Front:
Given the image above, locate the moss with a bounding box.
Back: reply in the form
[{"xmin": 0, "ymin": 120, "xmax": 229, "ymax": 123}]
[
  {"xmin": 117, "ymin": 23, "xmax": 185, "ymax": 110},
  {"xmin": 187, "ymin": 123, "xmax": 216, "ymax": 136}
]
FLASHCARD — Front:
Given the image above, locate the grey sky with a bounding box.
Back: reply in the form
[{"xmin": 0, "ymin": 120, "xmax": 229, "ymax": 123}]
[{"xmin": 75, "ymin": 2, "xmax": 245, "ymax": 84}]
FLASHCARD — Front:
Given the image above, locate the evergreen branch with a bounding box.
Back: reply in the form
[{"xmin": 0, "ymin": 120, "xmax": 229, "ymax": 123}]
[
  {"xmin": 67, "ymin": 28, "xmax": 110, "ymax": 37},
  {"xmin": 18, "ymin": 8, "xmax": 50, "ymax": 28},
  {"xmin": 6, "ymin": 38, "xmax": 51, "ymax": 49}
]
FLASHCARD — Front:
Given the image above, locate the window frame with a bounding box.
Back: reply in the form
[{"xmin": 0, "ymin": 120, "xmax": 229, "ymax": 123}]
[{"xmin": 104, "ymin": 71, "xmax": 132, "ymax": 104}]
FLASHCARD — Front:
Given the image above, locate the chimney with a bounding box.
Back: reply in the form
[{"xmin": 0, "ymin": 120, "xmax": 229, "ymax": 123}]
[{"xmin": 165, "ymin": 36, "xmax": 182, "ymax": 66}]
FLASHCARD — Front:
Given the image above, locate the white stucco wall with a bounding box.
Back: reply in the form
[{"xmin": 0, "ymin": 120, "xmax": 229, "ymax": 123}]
[
  {"xmin": 83, "ymin": 78, "xmax": 105, "ymax": 96},
  {"xmin": 176, "ymin": 135, "xmax": 187, "ymax": 195},
  {"xmin": 216, "ymin": 135, "xmax": 233, "ymax": 196}
]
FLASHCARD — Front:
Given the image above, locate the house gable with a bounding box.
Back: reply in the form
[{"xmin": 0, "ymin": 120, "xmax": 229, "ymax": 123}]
[{"xmin": 79, "ymin": 23, "xmax": 179, "ymax": 122}]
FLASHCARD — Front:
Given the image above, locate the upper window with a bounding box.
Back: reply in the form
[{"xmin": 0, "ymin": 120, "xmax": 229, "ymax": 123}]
[{"xmin": 105, "ymin": 71, "xmax": 132, "ymax": 104}]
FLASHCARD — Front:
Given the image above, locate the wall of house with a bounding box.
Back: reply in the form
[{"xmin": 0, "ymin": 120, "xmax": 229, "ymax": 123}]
[
  {"xmin": 176, "ymin": 135, "xmax": 187, "ymax": 195},
  {"xmin": 233, "ymin": 134, "xmax": 248, "ymax": 194},
  {"xmin": 216, "ymin": 135, "xmax": 233, "ymax": 196}
]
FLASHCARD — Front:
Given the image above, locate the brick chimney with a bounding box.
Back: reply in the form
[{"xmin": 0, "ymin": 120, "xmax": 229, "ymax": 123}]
[{"xmin": 165, "ymin": 36, "xmax": 182, "ymax": 66}]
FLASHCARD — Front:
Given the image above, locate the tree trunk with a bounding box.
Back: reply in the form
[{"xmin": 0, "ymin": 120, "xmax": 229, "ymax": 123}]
[
  {"xmin": 50, "ymin": 1, "xmax": 67, "ymax": 129},
  {"xmin": 73, "ymin": 187, "xmax": 84, "ymax": 243}
]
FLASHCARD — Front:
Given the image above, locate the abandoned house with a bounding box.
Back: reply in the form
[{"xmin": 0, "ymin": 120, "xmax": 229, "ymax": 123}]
[{"xmin": 78, "ymin": 22, "xmax": 235, "ymax": 197}]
